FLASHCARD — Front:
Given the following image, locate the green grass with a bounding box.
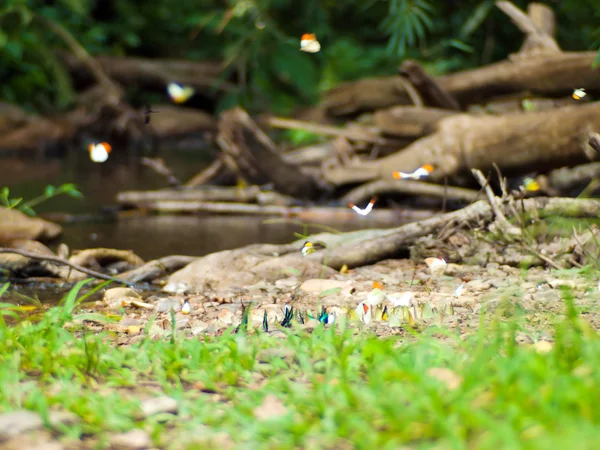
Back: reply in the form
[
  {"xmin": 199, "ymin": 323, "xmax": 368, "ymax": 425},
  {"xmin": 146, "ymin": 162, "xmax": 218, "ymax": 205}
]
[{"xmin": 1, "ymin": 283, "xmax": 600, "ymax": 449}]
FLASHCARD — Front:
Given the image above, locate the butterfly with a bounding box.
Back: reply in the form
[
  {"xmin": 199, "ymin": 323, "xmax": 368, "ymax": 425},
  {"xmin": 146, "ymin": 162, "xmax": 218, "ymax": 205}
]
[
  {"xmin": 573, "ymin": 88, "xmax": 586, "ymax": 100},
  {"xmin": 300, "ymin": 33, "xmax": 321, "ymax": 53},
  {"xmin": 301, "ymin": 241, "xmax": 327, "ymax": 256},
  {"xmin": 522, "ymin": 177, "xmax": 540, "ymax": 192},
  {"xmin": 167, "ymin": 82, "xmax": 195, "ymax": 103},
  {"xmin": 354, "ymin": 301, "xmax": 372, "ymax": 324},
  {"xmin": 425, "ymin": 257, "xmax": 447, "ymax": 276},
  {"xmin": 392, "ymin": 164, "xmax": 434, "ymax": 180},
  {"xmin": 348, "ymin": 197, "xmax": 376, "ymax": 216},
  {"xmin": 88, "ymin": 142, "xmax": 112, "ymax": 163},
  {"xmin": 181, "ymin": 299, "xmax": 191, "ymax": 315},
  {"xmin": 144, "ymin": 104, "xmax": 159, "ymax": 124}
]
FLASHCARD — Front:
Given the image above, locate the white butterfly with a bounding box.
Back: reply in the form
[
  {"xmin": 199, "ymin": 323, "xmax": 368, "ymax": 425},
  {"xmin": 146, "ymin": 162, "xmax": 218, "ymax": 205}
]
[
  {"xmin": 167, "ymin": 82, "xmax": 195, "ymax": 103},
  {"xmin": 354, "ymin": 301, "xmax": 372, "ymax": 324},
  {"xmin": 88, "ymin": 142, "xmax": 111, "ymax": 163},
  {"xmin": 348, "ymin": 197, "xmax": 376, "ymax": 216},
  {"xmin": 300, "ymin": 33, "xmax": 321, "ymax": 53},
  {"xmin": 181, "ymin": 300, "xmax": 191, "ymax": 315},
  {"xmin": 386, "ymin": 292, "xmax": 413, "ymax": 307},
  {"xmin": 392, "ymin": 164, "xmax": 434, "ymax": 180},
  {"xmin": 425, "ymin": 257, "xmax": 447, "ymax": 276}
]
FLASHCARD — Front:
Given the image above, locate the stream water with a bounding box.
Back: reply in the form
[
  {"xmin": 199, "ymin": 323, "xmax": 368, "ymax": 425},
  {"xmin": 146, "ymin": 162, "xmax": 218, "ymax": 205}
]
[{"xmin": 1, "ymin": 146, "xmax": 401, "ymax": 261}]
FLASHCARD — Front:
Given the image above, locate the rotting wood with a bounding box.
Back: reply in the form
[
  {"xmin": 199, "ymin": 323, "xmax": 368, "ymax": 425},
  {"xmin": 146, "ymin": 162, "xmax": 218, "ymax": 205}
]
[
  {"xmin": 546, "ymin": 162, "xmax": 600, "ymax": 191},
  {"xmin": 588, "ymin": 132, "xmax": 600, "ymax": 155}
]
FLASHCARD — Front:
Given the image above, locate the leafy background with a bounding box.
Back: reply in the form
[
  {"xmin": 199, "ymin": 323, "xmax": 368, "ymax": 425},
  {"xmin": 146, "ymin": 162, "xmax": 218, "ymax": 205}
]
[{"xmin": 1, "ymin": 0, "xmax": 599, "ymax": 115}]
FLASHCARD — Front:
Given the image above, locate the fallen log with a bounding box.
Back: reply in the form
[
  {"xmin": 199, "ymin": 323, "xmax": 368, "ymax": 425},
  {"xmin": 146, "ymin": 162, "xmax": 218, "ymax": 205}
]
[
  {"xmin": 117, "ymin": 200, "xmax": 436, "ymax": 222},
  {"xmin": 341, "ymin": 180, "xmax": 480, "ymax": 205},
  {"xmin": 323, "ymin": 101, "xmax": 600, "ymax": 186},
  {"xmin": 217, "ymin": 108, "xmax": 321, "ymax": 199},
  {"xmin": 374, "ymin": 106, "xmax": 457, "ymax": 138},
  {"xmin": 304, "ymin": 197, "xmax": 600, "ymax": 270},
  {"xmin": 117, "ymin": 186, "xmax": 297, "ymax": 207},
  {"xmin": 59, "ymin": 52, "xmax": 232, "ymax": 96},
  {"xmin": 147, "ymin": 105, "xmax": 216, "ymax": 138},
  {"xmin": 323, "ymin": 51, "xmax": 600, "ymax": 116}
]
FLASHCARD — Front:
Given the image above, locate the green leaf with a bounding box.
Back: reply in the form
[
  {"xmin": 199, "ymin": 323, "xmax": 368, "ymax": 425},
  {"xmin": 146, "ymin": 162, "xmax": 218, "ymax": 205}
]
[
  {"xmin": 0, "ymin": 30, "xmax": 8, "ymax": 48},
  {"xmin": 448, "ymin": 39, "xmax": 474, "ymax": 53},
  {"xmin": 8, "ymin": 197, "xmax": 22, "ymax": 208},
  {"xmin": 0, "ymin": 282, "xmax": 9, "ymax": 297},
  {"xmin": 58, "ymin": 278, "xmax": 95, "ymax": 317},
  {"xmin": 460, "ymin": 0, "xmax": 494, "ymax": 39},
  {"xmin": 45, "ymin": 185, "xmax": 56, "ymax": 197},
  {"xmin": 18, "ymin": 205, "xmax": 35, "ymax": 216}
]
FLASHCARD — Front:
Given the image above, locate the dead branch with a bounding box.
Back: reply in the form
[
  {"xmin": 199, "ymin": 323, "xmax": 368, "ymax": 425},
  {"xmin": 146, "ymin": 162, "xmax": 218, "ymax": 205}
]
[
  {"xmin": 0, "ymin": 248, "xmax": 134, "ymax": 286},
  {"xmin": 185, "ymin": 159, "xmax": 224, "ymax": 187},
  {"xmin": 141, "ymin": 158, "xmax": 182, "ymax": 188},
  {"xmin": 496, "ymin": 1, "xmax": 560, "ymax": 54},
  {"xmin": 59, "ymin": 52, "xmax": 231, "ymax": 96},
  {"xmin": 546, "ymin": 162, "xmax": 600, "ymax": 191},
  {"xmin": 264, "ymin": 116, "xmax": 385, "ymax": 144},
  {"xmin": 399, "ymin": 60, "xmax": 461, "ymax": 110},
  {"xmin": 341, "ymin": 179, "xmax": 479, "ymax": 205}
]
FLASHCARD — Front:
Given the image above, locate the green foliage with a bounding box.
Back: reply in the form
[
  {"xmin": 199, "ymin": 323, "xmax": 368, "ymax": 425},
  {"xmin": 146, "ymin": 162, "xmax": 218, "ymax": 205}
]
[
  {"xmin": 1, "ymin": 0, "xmax": 600, "ymax": 114},
  {"xmin": 0, "ymin": 183, "xmax": 83, "ymax": 216},
  {"xmin": 1, "ymin": 283, "xmax": 600, "ymax": 446}
]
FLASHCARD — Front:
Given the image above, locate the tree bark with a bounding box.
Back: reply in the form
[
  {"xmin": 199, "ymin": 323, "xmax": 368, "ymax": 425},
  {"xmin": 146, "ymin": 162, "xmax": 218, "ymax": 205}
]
[{"xmin": 323, "ymin": 101, "xmax": 600, "ymax": 186}]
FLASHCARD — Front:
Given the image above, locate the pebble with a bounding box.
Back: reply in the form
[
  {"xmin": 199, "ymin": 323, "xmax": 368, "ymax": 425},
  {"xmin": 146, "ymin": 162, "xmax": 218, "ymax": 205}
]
[
  {"xmin": 0, "ymin": 410, "xmax": 43, "ymax": 442},
  {"xmin": 110, "ymin": 429, "xmax": 152, "ymax": 449},
  {"xmin": 140, "ymin": 396, "xmax": 178, "ymax": 418}
]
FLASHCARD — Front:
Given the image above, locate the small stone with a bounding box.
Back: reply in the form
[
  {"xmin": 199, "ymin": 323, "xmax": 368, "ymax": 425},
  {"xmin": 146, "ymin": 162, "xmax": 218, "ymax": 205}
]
[
  {"xmin": 275, "ymin": 277, "xmax": 299, "ymax": 288},
  {"xmin": 0, "ymin": 410, "xmax": 43, "ymax": 442},
  {"xmin": 140, "ymin": 396, "xmax": 178, "ymax": 418},
  {"xmin": 300, "ymin": 279, "xmax": 349, "ymax": 294},
  {"xmin": 466, "ymin": 280, "xmax": 491, "ymax": 291},
  {"xmin": 110, "ymin": 429, "xmax": 152, "ymax": 449},
  {"xmin": 154, "ymin": 297, "xmax": 182, "ymax": 313}
]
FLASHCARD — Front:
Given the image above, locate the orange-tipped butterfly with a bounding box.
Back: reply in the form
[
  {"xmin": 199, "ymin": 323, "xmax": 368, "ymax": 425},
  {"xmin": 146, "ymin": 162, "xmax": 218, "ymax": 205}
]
[
  {"xmin": 300, "ymin": 33, "xmax": 321, "ymax": 53},
  {"xmin": 167, "ymin": 82, "xmax": 195, "ymax": 103},
  {"xmin": 392, "ymin": 164, "xmax": 434, "ymax": 180},
  {"xmin": 348, "ymin": 197, "xmax": 376, "ymax": 216},
  {"xmin": 573, "ymin": 88, "xmax": 586, "ymax": 100},
  {"xmin": 88, "ymin": 142, "xmax": 112, "ymax": 163}
]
